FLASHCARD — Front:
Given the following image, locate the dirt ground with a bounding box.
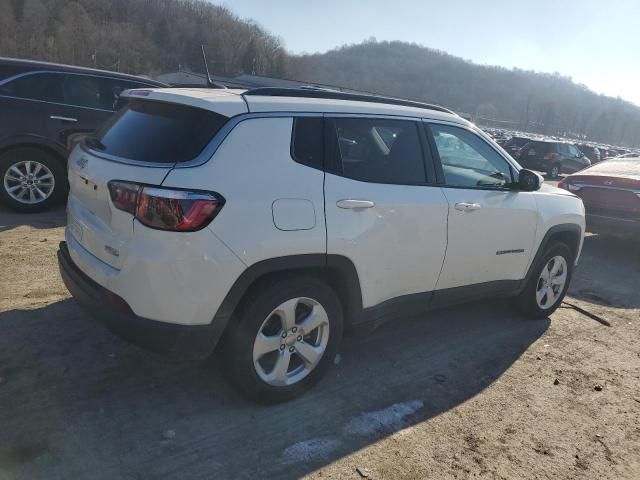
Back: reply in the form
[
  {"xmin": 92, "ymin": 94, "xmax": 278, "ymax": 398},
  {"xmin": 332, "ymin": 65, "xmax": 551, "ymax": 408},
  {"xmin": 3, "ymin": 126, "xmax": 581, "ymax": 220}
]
[{"xmin": 0, "ymin": 203, "xmax": 639, "ymax": 480}]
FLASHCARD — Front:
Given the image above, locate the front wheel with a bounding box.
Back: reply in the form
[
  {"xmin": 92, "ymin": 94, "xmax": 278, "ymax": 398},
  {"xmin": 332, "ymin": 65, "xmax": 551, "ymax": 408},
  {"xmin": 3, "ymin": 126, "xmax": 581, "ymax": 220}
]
[
  {"xmin": 0, "ymin": 147, "xmax": 66, "ymax": 212},
  {"xmin": 220, "ymin": 276, "xmax": 343, "ymax": 403},
  {"xmin": 514, "ymin": 242, "xmax": 573, "ymax": 319}
]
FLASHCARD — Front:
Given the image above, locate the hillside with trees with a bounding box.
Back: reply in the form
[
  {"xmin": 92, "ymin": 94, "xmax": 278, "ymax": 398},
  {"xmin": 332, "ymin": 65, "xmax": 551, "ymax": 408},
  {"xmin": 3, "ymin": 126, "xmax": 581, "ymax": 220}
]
[
  {"xmin": 0, "ymin": 0, "xmax": 287, "ymax": 77},
  {"xmin": 1, "ymin": 1, "xmax": 639, "ymax": 146},
  {"xmin": 289, "ymin": 40, "xmax": 640, "ymax": 146}
]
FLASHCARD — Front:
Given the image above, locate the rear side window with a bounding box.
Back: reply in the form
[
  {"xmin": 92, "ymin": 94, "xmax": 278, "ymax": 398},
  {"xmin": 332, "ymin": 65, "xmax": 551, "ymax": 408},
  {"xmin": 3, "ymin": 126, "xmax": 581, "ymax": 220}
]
[
  {"xmin": 92, "ymin": 100, "xmax": 228, "ymax": 164},
  {"xmin": 326, "ymin": 117, "xmax": 426, "ymax": 184},
  {"xmin": 291, "ymin": 117, "xmax": 323, "ymax": 169},
  {"xmin": 0, "ymin": 72, "xmax": 64, "ymax": 102}
]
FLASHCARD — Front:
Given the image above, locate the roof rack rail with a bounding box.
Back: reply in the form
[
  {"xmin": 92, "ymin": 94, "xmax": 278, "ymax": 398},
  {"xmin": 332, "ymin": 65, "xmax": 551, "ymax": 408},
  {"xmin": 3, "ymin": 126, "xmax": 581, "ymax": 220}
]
[{"xmin": 243, "ymin": 87, "xmax": 457, "ymax": 115}]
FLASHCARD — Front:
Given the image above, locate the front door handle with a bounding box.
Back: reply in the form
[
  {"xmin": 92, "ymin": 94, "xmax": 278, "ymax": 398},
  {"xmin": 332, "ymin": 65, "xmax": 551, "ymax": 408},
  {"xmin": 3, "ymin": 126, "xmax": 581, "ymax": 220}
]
[
  {"xmin": 50, "ymin": 115, "xmax": 78, "ymax": 123},
  {"xmin": 337, "ymin": 199, "xmax": 375, "ymax": 209},
  {"xmin": 454, "ymin": 202, "xmax": 481, "ymax": 212}
]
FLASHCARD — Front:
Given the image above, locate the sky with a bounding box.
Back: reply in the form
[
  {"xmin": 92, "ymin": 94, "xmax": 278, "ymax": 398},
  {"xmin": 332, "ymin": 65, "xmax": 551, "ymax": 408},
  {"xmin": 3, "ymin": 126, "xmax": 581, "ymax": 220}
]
[{"xmin": 220, "ymin": 0, "xmax": 640, "ymax": 105}]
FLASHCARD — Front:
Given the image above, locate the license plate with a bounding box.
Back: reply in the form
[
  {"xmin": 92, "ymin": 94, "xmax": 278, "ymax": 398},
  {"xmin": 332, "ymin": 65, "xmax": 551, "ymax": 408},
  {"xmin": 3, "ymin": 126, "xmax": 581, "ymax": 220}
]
[{"xmin": 528, "ymin": 149, "xmax": 536, "ymax": 156}]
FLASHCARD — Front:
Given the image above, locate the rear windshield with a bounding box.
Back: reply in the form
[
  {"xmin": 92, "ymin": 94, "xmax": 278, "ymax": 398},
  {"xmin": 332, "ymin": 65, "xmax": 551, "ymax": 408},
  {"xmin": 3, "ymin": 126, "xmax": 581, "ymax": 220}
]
[{"xmin": 92, "ymin": 99, "xmax": 228, "ymax": 163}]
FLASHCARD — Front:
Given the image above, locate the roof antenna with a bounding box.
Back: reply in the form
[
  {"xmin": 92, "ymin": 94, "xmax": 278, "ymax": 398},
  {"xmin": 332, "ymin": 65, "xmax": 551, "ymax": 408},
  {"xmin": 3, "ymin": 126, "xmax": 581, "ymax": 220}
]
[{"xmin": 201, "ymin": 45, "xmax": 227, "ymax": 89}]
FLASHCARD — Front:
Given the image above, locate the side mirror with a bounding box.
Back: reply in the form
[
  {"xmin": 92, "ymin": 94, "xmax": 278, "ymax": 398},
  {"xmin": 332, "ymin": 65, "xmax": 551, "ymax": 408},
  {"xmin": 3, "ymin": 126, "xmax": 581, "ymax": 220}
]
[{"xmin": 518, "ymin": 169, "xmax": 542, "ymax": 191}]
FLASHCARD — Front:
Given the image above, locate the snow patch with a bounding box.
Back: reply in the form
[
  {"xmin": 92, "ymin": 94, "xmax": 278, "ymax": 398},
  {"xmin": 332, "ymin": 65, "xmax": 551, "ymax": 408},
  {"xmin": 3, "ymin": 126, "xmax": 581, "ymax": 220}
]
[
  {"xmin": 344, "ymin": 400, "xmax": 424, "ymax": 436},
  {"xmin": 280, "ymin": 437, "xmax": 342, "ymax": 465}
]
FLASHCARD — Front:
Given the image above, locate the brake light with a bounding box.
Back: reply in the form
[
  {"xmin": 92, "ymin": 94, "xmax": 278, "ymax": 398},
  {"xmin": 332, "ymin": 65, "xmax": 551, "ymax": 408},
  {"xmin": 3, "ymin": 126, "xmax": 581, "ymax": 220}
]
[
  {"xmin": 544, "ymin": 152, "xmax": 557, "ymax": 160},
  {"xmin": 515, "ymin": 148, "xmax": 523, "ymax": 158},
  {"xmin": 108, "ymin": 181, "xmax": 224, "ymax": 231}
]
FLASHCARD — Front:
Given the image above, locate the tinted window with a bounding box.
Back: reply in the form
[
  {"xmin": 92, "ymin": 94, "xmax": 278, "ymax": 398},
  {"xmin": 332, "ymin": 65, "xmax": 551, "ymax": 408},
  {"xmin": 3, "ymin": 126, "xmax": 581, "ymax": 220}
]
[
  {"xmin": 92, "ymin": 100, "xmax": 228, "ymax": 164},
  {"xmin": 523, "ymin": 141, "xmax": 551, "ymax": 154},
  {"xmin": 292, "ymin": 117, "xmax": 323, "ymax": 169},
  {"xmin": 430, "ymin": 123, "xmax": 512, "ymax": 188},
  {"xmin": 62, "ymin": 75, "xmax": 149, "ymax": 110},
  {"xmin": 568, "ymin": 145, "xmax": 581, "ymax": 156},
  {"xmin": 0, "ymin": 72, "xmax": 64, "ymax": 102},
  {"xmin": 327, "ymin": 117, "xmax": 426, "ymax": 184}
]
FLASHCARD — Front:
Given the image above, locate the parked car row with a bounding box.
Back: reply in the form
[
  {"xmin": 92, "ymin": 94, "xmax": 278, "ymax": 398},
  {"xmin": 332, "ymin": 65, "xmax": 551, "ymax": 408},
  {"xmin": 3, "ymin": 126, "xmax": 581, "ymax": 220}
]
[{"xmin": 484, "ymin": 128, "xmax": 639, "ymax": 179}]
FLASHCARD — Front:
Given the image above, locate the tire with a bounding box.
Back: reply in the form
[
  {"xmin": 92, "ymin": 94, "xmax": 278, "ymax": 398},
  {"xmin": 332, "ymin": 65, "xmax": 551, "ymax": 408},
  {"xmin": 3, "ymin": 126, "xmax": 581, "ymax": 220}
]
[
  {"xmin": 547, "ymin": 163, "xmax": 561, "ymax": 179},
  {"xmin": 514, "ymin": 241, "xmax": 573, "ymax": 319},
  {"xmin": 0, "ymin": 147, "xmax": 67, "ymax": 212},
  {"xmin": 219, "ymin": 275, "xmax": 344, "ymax": 404}
]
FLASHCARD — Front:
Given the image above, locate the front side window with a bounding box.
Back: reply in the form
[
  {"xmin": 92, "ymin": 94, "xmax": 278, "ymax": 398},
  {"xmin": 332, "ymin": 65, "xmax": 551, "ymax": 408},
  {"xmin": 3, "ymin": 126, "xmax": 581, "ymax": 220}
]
[
  {"xmin": 0, "ymin": 72, "xmax": 64, "ymax": 102},
  {"xmin": 430, "ymin": 123, "xmax": 513, "ymax": 188},
  {"xmin": 327, "ymin": 117, "xmax": 426, "ymax": 184}
]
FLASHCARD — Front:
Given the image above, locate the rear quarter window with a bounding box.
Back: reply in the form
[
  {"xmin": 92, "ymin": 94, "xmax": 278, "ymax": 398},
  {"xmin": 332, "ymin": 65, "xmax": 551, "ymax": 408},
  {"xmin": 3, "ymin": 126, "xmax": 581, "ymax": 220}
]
[
  {"xmin": 291, "ymin": 117, "xmax": 323, "ymax": 169},
  {"xmin": 92, "ymin": 100, "xmax": 228, "ymax": 164}
]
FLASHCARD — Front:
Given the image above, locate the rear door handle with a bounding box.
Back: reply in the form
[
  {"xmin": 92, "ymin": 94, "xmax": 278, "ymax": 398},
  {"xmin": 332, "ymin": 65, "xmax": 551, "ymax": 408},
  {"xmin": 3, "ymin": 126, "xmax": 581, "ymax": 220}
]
[
  {"xmin": 337, "ymin": 199, "xmax": 375, "ymax": 209},
  {"xmin": 454, "ymin": 202, "xmax": 481, "ymax": 212},
  {"xmin": 50, "ymin": 115, "xmax": 78, "ymax": 123}
]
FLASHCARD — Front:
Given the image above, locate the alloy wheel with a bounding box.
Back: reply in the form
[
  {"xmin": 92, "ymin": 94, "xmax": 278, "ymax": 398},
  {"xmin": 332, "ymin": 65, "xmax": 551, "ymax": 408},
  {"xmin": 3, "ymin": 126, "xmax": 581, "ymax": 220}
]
[
  {"xmin": 536, "ymin": 255, "xmax": 568, "ymax": 309},
  {"xmin": 3, "ymin": 160, "xmax": 55, "ymax": 204},
  {"xmin": 252, "ymin": 297, "xmax": 330, "ymax": 387}
]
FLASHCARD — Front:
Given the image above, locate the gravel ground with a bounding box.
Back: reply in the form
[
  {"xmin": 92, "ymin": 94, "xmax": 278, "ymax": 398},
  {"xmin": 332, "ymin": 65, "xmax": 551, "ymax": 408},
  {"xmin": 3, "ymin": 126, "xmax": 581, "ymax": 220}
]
[{"xmin": 0, "ymin": 203, "xmax": 638, "ymax": 480}]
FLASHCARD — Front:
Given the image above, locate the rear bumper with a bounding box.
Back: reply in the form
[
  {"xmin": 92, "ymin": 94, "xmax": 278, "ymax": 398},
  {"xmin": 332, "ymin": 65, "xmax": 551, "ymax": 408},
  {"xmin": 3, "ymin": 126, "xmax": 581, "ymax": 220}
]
[
  {"xmin": 586, "ymin": 213, "xmax": 640, "ymax": 236},
  {"xmin": 57, "ymin": 241, "xmax": 224, "ymax": 360}
]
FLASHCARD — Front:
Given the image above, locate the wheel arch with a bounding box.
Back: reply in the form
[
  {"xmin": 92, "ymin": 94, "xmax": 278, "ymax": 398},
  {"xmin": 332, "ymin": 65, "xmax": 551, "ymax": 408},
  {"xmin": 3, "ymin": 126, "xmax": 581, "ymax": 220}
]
[
  {"xmin": 525, "ymin": 224, "xmax": 582, "ymax": 283},
  {"xmin": 0, "ymin": 140, "xmax": 68, "ymax": 168},
  {"xmin": 212, "ymin": 254, "xmax": 363, "ymax": 343}
]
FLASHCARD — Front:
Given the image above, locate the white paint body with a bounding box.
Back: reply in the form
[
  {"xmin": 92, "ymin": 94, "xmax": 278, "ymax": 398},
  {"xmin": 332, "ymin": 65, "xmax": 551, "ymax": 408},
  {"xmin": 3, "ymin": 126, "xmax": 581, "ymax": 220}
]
[{"xmin": 64, "ymin": 88, "xmax": 585, "ymax": 327}]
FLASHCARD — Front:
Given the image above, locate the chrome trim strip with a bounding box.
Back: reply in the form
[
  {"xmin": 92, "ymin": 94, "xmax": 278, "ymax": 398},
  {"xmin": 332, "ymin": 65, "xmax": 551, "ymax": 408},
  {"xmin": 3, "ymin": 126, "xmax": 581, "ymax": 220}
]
[
  {"xmin": 0, "ymin": 70, "xmax": 161, "ymax": 113},
  {"xmin": 0, "ymin": 93, "xmax": 116, "ymax": 113},
  {"xmin": 0, "ymin": 69, "xmax": 161, "ymax": 88},
  {"xmin": 571, "ymin": 183, "xmax": 640, "ymax": 194},
  {"xmin": 80, "ymin": 111, "xmax": 472, "ymax": 170}
]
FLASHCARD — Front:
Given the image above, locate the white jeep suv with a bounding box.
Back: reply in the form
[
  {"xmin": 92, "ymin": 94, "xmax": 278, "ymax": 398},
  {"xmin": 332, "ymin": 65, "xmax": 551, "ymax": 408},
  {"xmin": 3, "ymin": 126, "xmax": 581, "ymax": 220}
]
[{"xmin": 57, "ymin": 87, "xmax": 585, "ymax": 403}]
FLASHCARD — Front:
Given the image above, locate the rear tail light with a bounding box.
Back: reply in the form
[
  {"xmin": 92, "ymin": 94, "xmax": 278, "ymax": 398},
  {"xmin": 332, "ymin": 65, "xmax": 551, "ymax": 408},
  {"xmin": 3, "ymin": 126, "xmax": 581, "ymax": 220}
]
[
  {"xmin": 544, "ymin": 152, "xmax": 558, "ymax": 160},
  {"xmin": 108, "ymin": 181, "xmax": 224, "ymax": 232},
  {"xmin": 515, "ymin": 148, "xmax": 523, "ymax": 158},
  {"xmin": 108, "ymin": 181, "xmax": 140, "ymax": 214}
]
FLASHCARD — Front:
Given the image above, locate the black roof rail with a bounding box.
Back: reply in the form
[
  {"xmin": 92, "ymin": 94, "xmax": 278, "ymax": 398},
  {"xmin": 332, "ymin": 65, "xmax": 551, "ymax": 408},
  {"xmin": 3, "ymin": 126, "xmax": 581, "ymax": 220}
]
[{"xmin": 243, "ymin": 87, "xmax": 457, "ymax": 115}]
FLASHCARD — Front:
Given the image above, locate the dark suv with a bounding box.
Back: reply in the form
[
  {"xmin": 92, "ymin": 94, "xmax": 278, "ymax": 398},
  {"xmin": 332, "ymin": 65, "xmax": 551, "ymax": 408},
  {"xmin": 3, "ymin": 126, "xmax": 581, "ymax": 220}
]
[
  {"xmin": 577, "ymin": 144, "xmax": 601, "ymax": 164},
  {"xmin": 0, "ymin": 58, "xmax": 166, "ymax": 212},
  {"xmin": 515, "ymin": 140, "xmax": 591, "ymax": 178}
]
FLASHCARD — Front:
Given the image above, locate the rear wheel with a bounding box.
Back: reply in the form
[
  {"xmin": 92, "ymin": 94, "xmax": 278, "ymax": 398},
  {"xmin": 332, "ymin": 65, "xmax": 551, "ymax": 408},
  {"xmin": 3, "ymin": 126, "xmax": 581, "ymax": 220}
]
[
  {"xmin": 0, "ymin": 148, "xmax": 66, "ymax": 212},
  {"xmin": 220, "ymin": 276, "xmax": 343, "ymax": 403},
  {"xmin": 514, "ymin": 242, "xmax": 573, "ymax": 319}
]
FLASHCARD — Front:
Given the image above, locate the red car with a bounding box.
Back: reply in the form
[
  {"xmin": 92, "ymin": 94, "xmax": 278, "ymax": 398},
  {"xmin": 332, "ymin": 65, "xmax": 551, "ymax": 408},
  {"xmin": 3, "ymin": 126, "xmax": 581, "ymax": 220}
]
[{"xmin": 558, "ymin": 157, "xmax": 640, "ymax": 236}]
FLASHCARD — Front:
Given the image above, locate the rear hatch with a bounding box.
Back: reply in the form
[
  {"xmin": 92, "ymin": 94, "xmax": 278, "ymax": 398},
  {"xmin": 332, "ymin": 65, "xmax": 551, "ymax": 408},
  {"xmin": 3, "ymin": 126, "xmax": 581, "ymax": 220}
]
[
  {"xmin": 66, "ymin": 93, "xmax": 238, "ymax": 269},
  {"xmin": 565, "ymin": 160, "xmax": 640, "ymax": 219}
]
